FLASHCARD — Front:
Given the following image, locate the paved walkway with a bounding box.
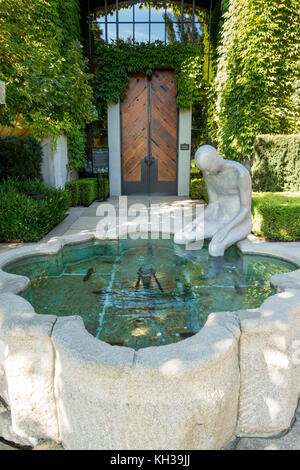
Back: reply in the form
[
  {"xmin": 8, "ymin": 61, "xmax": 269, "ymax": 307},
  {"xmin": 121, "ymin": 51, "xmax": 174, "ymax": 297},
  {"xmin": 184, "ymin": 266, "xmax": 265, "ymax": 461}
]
[{"xmin": 0, "ymin": 196, "xmax": 300, "ymax": 451}]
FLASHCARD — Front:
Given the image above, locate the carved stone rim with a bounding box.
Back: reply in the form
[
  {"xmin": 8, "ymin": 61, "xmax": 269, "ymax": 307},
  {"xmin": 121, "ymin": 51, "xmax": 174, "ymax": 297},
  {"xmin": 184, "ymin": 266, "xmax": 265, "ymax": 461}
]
[{"xmin": 0, "ymin": 232, "xmax": 299, "ymax": 365}]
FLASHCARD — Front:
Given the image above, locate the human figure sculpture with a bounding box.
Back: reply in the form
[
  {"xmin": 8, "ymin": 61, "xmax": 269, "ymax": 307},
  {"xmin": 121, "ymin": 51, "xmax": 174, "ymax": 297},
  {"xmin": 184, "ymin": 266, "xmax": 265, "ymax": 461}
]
[{"xmin": 174, "ymin": 145, "xmax": 252, "ymax": 257}]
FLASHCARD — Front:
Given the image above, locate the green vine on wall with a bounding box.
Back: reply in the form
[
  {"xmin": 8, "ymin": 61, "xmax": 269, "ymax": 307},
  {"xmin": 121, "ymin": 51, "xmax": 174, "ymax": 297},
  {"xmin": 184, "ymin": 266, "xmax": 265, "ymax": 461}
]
[
  {"xmin": 0, "ymin": 0, "xmax": 97, "ymax": 171},
  {"xmin": 93, "ymin": 40, "xmax": 207, "ymax": 120},
  {"xmin": 215, "ymin": 0, "xmax": 300, "ymax": 162}
]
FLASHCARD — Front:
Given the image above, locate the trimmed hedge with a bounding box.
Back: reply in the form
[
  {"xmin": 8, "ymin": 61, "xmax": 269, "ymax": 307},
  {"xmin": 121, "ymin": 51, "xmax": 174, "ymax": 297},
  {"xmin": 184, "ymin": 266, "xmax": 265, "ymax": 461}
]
[
  {"xmin": 252, "ymin": 135, "xmax": 300, "ymax": 192},
  {"xmin": 0, "ymin": 179, "xmax": 70, "ymax": 242},
  {"xmin": 0, "ymin": 136, "xmax": 42, "ymax": 181},
  {"xmin": 252, "ymin": 192, "xmax": 300, "ymax": 241},
  {"xmin": 66, "ymin": 177, "xmax": 109, "ymax": 206},
  {"xmin": 190, "ymin": 175, "xmax": 300, "ymax": 241},
  {"xmin": 190, "ymin": 178, "xmax": 208, "ymax": 202},
  {"xmin": 190, "ymin": 166, "xmax": 203, "ymax": 180}
]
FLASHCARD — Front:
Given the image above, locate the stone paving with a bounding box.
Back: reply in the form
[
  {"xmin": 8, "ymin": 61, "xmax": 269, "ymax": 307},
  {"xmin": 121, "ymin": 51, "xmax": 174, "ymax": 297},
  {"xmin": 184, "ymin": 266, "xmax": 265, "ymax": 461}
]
[
  {"xmin": 233, "ymin": 402, "xmax": 300, "ymax": 450},
  {"xmin": 0, "ymin": 196, "xmax": 300, "ymax": 451}
]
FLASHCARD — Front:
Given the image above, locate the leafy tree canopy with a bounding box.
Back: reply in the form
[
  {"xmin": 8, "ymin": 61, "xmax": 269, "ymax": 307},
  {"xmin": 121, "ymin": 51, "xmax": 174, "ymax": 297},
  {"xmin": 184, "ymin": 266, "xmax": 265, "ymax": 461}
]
[{"xmin": 0, "ymin": 0, "xmax": 97, "ymax": 169}]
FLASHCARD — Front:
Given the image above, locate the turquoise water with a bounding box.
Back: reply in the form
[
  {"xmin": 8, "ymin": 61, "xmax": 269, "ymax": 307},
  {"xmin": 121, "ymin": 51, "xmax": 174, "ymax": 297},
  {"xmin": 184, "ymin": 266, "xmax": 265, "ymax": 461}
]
[{"xmin": 5, "ymin": 238, "xmax": 296, "ymax": 350}]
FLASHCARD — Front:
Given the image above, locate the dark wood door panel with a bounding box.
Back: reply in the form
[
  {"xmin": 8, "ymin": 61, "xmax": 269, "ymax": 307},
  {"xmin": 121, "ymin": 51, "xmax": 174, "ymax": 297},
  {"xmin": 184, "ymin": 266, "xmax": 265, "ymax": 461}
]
[
  {"xmin": 151, "ymin": 70, "xmax": 177, "ymax": 183},
  {"xmin": 121, "ymin": 70, "xmax": 177, "ymax": 195},
  {"xmin": 122, "ymin": 73, "xmax": 148, "ymax": 183}
]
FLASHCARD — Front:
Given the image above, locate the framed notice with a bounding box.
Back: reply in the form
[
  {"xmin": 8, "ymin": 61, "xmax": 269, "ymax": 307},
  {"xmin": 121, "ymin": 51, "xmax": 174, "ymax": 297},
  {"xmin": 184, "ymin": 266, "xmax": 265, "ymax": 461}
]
[{"xmin": 180, "ymin": 143, "xmax": 190, "ymax": 151}]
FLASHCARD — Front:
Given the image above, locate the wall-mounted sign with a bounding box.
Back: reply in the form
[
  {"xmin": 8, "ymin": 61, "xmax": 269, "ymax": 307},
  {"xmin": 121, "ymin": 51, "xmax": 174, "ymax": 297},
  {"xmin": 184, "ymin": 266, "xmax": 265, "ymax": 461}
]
[
  {"xmin": 180, "ymin": 143, "xmax": 190, "ymax": 151},
  {"xmin": 0, "ymin": 81, "xmax": 5, "ymax": 104}
]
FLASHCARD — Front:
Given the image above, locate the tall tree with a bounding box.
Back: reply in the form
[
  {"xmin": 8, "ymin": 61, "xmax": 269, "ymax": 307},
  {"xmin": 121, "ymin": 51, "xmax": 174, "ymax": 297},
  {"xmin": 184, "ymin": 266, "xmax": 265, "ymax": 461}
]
[{"xmin": 0, "ymin": 0, "xmax": 96, "ymax": 169}]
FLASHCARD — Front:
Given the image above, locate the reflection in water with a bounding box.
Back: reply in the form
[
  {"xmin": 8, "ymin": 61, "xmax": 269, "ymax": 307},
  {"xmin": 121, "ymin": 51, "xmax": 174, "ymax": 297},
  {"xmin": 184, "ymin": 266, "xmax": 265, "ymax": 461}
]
[{"xmin": 5, "ymin": 238, "xmax": 296, "ymax": 350}]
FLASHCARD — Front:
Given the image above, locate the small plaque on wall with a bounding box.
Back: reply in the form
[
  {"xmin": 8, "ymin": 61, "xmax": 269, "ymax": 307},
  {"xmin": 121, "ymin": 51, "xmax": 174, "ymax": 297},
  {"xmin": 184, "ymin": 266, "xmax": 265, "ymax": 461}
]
[{"xmin": 180, "ymin": 143, "xmax": 190, "ymax": 151}]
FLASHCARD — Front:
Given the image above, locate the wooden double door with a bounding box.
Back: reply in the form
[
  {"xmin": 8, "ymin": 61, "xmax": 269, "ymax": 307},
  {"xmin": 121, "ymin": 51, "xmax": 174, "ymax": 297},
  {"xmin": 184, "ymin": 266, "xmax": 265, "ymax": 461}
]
[{"xmin": 121, "ymin": 70, "xmax": 178, "ymax": 195}]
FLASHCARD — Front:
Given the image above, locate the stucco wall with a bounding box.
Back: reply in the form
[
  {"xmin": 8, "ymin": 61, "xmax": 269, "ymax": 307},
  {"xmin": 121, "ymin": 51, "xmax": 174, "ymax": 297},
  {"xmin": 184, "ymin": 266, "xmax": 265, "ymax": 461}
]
[{"xmin": 41, "ymin": 136, "xmax": 77, "ymax": 189}]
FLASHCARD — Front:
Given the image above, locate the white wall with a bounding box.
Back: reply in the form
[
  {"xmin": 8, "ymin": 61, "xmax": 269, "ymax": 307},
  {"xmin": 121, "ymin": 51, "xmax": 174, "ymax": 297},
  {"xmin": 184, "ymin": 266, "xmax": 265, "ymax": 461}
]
[
  {"xmin": 107, "ymin": 101, "xmax": 122, "ymax": 196},
  {"xmin": 177, "ymin": 107, "xmax": 192, "ymax": 196},
  {"xmin": 41, "ymin": 136, "xmax": 77, "ymax": 189}
]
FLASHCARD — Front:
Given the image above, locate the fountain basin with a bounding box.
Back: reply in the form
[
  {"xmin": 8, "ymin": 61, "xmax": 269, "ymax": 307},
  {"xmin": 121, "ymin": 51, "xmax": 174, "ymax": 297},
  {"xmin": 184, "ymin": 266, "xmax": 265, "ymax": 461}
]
[
  {"xmin": 0, "ymin": 232, "xmax": 300, "ymax": 449},
  {"xmin": 3, "ymin": 237, "xmax": 295, "ymax": 350}
]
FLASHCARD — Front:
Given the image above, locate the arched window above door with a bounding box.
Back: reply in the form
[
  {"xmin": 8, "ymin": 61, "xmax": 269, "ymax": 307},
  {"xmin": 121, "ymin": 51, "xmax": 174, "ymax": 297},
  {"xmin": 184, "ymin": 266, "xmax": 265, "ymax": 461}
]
[{"xmin": 90, "ymin": 1, "xmax": 208, "ymax": 45}]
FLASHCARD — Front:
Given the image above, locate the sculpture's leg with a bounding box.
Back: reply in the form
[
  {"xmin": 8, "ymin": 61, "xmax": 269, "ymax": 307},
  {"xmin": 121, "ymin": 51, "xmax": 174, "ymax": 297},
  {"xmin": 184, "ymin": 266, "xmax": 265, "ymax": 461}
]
[
  {"xmin": 174, "ymin": 217, "xmax": 218, "ymax": 246},
  {"xmin": 174, "ymin": 215, "xmax": 205, "ymax": 245},
  {"xmin": 208, "ymin": 218, "xmax": 252, "ymax": 257}
]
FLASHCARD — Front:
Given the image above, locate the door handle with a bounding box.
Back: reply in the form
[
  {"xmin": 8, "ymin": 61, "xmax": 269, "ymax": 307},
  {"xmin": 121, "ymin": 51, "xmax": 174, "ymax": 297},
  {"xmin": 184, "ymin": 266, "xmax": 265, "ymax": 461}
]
[{"xmin": 144, "ymin": 155, "xmax": 155, "ymax": 166}]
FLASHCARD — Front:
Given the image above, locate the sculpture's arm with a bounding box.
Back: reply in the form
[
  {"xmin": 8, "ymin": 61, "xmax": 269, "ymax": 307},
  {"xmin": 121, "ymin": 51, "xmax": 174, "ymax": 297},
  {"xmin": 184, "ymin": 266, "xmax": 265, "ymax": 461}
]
[
  {"xmin": 189, "ymin": 183, "xmax": 218, "ymax": 232},
  {"xmin": 203, "ymin": 174, "xmax": 219, "ymax": 218},
  {"xmin": 188, "ymin": 174, "xmax": 219, "ymax": 231},
  {"xmin": 211, "ymin": 172, "xmax": 252, "ymax": 243}
]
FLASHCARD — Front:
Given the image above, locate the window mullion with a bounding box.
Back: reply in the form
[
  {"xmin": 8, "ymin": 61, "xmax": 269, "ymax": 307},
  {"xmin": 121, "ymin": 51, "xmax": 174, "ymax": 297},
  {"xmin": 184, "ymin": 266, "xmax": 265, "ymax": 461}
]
[
  {"xmin": 116, "ymin": 0, "xmax": 119, "ymax": 40},
  {"xmin": 192, "ymin": 0, "xmax": 195, "ymax": 44},
  {"xmin": 133, "ymin": 3, "xmax": 135, "ymax": 42},
  {"xmin": 105, "ymin": 0, "xmax": 108, "ymax": 43},
  {"xmin": 149, "ymin": 3, "xmax": 151, "ymax": 43},
  {"xmin": 180, "ymin": 0, "xmax": 184, "ymax": 42}
]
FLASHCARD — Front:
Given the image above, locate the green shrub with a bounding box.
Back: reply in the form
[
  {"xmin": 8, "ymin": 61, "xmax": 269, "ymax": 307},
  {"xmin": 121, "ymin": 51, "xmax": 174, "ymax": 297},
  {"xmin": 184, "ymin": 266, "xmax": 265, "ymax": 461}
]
[
  {"xmin": 42, "ymin": 188, "xmax": 71, "ymax": 227},
  {"xmin": 190, "ymin": 178, "xmax": 208, "ymax": 202},
  {"xmin": 190, "ymin": 166, "xmax": 203, "ymax": 180},
  {"xmin": 8, "ymin": 178, "xmax": 48, "ymax": 195},
  {"xmin": 66, "ymin": 177, "xmax": 109, "ymax": 206},
  {"xmin": 0, "ymin": 179, "xmax": 70, "ymax": 242},
  {"xmin": 66, "ymin": 180, "xmax": 80, "ymax": 206},
  {"xmin": 76, "ymin": 179, "xmax": 98, "ymax": 206},
  {"xmin": 189, "ymin": 181, "xmax": 300, "ymax": 241},
  {"xmin": 252, "ymin": 135, "xmax": 300, "ymax": 192},
  {"xmin": 252, "ymin": 192, "xmax": 300, "ymax": 241},
  {"xmin": 98, "ymin": 176, "xmax": 109, "ymax": 200},
  {"xmin": 0, "ymin": 136, "xmax": 42, "ymax": 181}
]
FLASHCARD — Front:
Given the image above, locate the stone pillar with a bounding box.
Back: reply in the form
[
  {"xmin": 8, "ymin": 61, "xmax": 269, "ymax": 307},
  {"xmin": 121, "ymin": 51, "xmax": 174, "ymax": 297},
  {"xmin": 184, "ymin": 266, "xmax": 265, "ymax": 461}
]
[
  {"xmin": 108, "ymin": 101, "xmax": 122, "ymax": 196},
  {"xmin": 177, "ymin": 107, "xmax": 192, "ymax": 196},
  {"xmin": 41, "ymin": 136, "xmax": 77, "ymax": 189}
]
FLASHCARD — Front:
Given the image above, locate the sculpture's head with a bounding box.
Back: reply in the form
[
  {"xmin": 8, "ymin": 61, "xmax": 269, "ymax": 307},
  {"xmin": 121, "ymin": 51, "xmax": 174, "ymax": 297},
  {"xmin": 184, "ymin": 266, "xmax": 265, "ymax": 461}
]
[{"xmin": 194, "ymin": 145, "xmax": 223, "ymax": 174}]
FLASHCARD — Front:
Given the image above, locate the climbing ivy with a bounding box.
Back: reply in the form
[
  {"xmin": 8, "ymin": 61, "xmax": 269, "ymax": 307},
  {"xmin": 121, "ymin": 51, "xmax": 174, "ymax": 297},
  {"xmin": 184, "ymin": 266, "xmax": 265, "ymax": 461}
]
[
  {"xmin": 215, "ymin": 0, "xmax": 300, "ymax": 162},
  {"xmin": 0, "ymin": 0, "xmax": 97, "ymax": 170},
  {"xmin": 93, "ymin": 40, "xmax": 207, "ymax": 120}
]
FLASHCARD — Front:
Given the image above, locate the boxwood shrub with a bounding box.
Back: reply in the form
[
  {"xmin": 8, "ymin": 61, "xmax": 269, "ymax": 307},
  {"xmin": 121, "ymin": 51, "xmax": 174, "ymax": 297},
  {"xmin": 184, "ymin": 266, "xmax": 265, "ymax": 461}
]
[
  {"xmin": 0, "ymin": 136, "xmax": 42, "ymax": 181},
  {"xmin": 0, "ymin": 179, "xmax": 70, "ymax": 242},
  {"xmin": 66, "ymin": 177, "xmax": 109, "ymax": 206},
  {"xmin": 252, "ymin": 135, "xmax": 300, "ymax": 192},
  {"xmin": 190, "ymin": 178, "xmax": 208, "ymax": 202},
  {"xmin": 190, "ymin": 166, "xmax": 202, "ymax": 180},
  {"xmin": 189, "ymin": 177, "xmax": 300, "ymax": 241},
  {"xmin": 252, "ymin": 192, "xmax": 300, "ymax": 241}
]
